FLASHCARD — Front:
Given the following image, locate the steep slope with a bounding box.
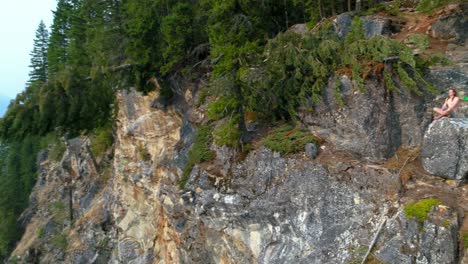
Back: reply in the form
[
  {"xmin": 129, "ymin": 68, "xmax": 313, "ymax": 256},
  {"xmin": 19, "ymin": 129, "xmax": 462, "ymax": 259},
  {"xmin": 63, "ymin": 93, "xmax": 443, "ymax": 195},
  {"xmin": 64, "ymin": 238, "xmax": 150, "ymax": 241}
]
[{"xmin": 9, "ymin": 5, "xmax": 468, "ymax": 264}]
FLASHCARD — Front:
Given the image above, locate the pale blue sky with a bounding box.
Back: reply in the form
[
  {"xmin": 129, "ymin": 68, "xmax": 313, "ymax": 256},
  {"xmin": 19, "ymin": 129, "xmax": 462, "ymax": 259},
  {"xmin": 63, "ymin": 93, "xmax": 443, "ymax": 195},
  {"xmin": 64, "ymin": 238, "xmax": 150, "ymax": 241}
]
[{"xmin": 0, "ymin": 0, "xmax": 57, "ymax": 99}]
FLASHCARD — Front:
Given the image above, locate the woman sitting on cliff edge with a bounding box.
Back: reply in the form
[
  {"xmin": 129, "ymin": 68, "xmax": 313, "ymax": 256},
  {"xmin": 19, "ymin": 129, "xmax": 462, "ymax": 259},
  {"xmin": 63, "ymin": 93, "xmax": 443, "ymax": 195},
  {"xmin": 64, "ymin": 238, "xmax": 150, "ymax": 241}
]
[{"xmin": 433, "ymin": 88, "xmax": 460, "ymax": 120}]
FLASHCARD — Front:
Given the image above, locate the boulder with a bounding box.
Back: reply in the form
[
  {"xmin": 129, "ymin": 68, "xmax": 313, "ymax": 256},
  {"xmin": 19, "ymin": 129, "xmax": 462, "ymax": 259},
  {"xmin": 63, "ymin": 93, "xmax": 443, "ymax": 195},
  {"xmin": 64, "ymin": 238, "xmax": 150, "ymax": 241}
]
[
  {"xmin": 304, "ymin": 143, "xmax": 318, "ymax": 159},
  {"xmin": 422, "ymin": 118, "xmax": 468, "ymax": 180},
  {"xmin": 334, "ymin": 13, "xmax": 395, "ymax": 39},
  {"xmin": 362, "ymin": 15, "xmax": 392, "ymax": 38}
]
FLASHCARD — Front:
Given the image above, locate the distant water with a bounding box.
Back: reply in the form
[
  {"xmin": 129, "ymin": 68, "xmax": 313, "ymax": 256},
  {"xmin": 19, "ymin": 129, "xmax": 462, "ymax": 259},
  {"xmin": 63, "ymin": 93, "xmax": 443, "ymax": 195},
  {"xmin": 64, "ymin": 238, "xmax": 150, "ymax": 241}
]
[{"xmin": 0, "ymin": 96, "xmax": 11, "ymax": 117}]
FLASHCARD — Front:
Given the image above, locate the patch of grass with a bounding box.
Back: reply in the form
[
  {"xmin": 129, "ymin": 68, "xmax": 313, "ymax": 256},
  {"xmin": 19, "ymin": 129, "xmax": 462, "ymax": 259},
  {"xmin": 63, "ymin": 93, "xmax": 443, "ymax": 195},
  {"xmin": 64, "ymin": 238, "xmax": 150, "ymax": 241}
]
[
  {"xmin": 206, "ymin": 97, "xmax": 238, "ymax": 121},
  {"xmin": 463, "ymin": 232, "xmax": 468, "ymax": 249},
  {"xmin": 416, "ymin": 0, "xmax": 456, "ymax": 14},
  {"xmin": 179, "ymin": 125, "xmax": 214, "ymax": 189},
  {"xmin": 262, "ymin": 125, "xmax": 316, "ymax": 155},
  {"xmin": 404, "ymin": 198, "xmax": 441, "ymax": 224},
  {"xmin": 428, "ymin": 54, "xmax": 453, "ymax": 66},
  {"xmin": 137, "ymin": 142, "xmax": 151, "ymax": 161},
  {"xmin": 51, "ymin": 233, "xmax": 68, "ymax": 250},
  {"xmin": 90, "ymin": 126, "xmax": 113, "ymax": 157},
  {"xmin": 406, "ymin": 34, "xmax": 430, "ymax": 52},
  {"xmin": 443, "ymin": 219, "xmax": 450, "ymax": 228},
  {"xmin": 48, "ymin": 141, "xmax": 67, "ymax": 162},
  {"xmin": 213, "ymin": 117, "xmax": 241, "ymax": 148},
  {"xmin": 50, "ymin": 201, "xmax": 67, "ymax": 224},
  {"xmin": 37, "ymin": 227, "xmax": 45, "ymax": 239}
]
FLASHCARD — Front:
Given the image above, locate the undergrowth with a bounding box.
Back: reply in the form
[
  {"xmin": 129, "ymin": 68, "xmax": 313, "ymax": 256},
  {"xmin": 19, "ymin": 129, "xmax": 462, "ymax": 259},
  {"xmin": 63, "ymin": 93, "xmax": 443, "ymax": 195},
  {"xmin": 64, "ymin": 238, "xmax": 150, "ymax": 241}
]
[
  {"xmin": 90, "ymin": 126, "xmax": 113, "ymax": 157},
  {"xmin": 179, "ymin": 125, "xmax": 214, "ymax": 189},
  {"xmin": 262, "ymin": 125, "xmax": 316, "ymax": 155},
  {"xmin": 404, "ymin": 198, "xmax": 441, "ymax": 224}
]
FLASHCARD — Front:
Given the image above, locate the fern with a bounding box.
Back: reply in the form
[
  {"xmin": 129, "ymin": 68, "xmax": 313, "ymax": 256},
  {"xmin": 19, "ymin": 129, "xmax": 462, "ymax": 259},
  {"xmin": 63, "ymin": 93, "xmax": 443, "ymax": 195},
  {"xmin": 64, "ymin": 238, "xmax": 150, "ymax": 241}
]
[
  {"xmin": 396, "ymin": 63, "xmax": 421, "ymax": 96},
  {"xmin": 384, "ymin": 70, "xmax": 400, "ymax": 92}
]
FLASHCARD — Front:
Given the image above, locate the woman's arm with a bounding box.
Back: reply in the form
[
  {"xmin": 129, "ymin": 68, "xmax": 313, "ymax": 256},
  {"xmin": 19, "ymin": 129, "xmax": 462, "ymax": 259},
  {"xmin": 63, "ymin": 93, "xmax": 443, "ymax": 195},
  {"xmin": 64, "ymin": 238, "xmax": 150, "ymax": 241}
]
[{"xmin": 442, "ymin": 97, "xmax": 460, "ymax": 115}]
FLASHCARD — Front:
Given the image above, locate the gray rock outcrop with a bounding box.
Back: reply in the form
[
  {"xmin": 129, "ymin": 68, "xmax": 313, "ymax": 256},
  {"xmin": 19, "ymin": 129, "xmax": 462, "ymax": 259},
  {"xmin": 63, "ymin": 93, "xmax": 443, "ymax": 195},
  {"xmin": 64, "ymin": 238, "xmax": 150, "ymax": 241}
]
[
  {"xmin": 334, "ymin": 13, "xmax": 397, "ymax": 39},
  {"xmin": 429, "ymin": 4, "xmax": 467, "ymax": 44},
  {"xmin": 301, "ymin": 76, "xmax": 432, "ymax": 161},
  {"xmin": 422, "ymin": 118, "xmax": 468, "ymax": 180},
  {"xmin": 375, "ymin": 205, "xmax": 459, "ymax": 264}
]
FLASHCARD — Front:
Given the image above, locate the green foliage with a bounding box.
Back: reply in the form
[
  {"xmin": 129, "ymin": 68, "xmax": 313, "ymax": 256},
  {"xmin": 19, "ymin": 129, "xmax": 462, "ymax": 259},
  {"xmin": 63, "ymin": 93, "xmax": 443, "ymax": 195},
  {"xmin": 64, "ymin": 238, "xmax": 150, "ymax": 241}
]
[
  {"xmin": 180, "ymin": 125, "xmax": 214, "ymax": 189},
  {"xmin": 344, "ymin": 17, "xmax": 365, "ymax": 46},
  {"xmin": 213, "ymin": 117, "xmax": 242, "ymax": 147},
  {"xmin": 406, "ymin": 34, "xmax": 430, "ymax": 52},
  {"xmin": 37, "ymin": 227, "xmax": 46, "ymax": 239},
  {"xmin": 28, "ymin": 21, "xmax": 49, "ymax": 85},
  {"xmin": 51, "ymin": 233, "xmax": 68, "ymax": 250},
  {"xmin": 48, "ymin": 140, "xmax": 67, "ymax": 162},
  {"xmin": 160, "ymin": 3, "xmax": 194, "ymax": 75},
  {"xmin": 50, "ymin": 201, "xmax": 67, "ymax": 224},
  {"xmin": 91, "ymin": 126, "xmax": 113, "ymax": 157},
  {"xmin": 0, "ymin": 212, "xmax": 21, "ymax": 257},
  {"xmin": 334, "ymin": 78, "xmax": 345, "ymax": 108},
  {"xmin": 207, "ymin": 97, "xmax": 238, "ymax": 121},
  {"xmin": 404, "ymin": 198, "xmax": 441, "ymax": 224},
  {"xmin": 262, "ymin": 125, "xmax": 316, "ymax": 155},
  {"xmin": 463, "ymin": 232, "xmax": 468, "ymax": 249},
  {"xmin": 0, "ymin": 136, "xmax": 43, "ymax": 258},
  {"xmin": 416, "ymin": 0, "xmax": 455, "ymax": 13},
  {"xmin": 396, "ymin": 63, "xmax": 421, "ymax": 96},
  {"xmin": 137, "ymin": 142, "xmax": 151, "ymax": 162},
  {"xmin": 428, "ymin": 54, "xmax": 453, "ymax": 66}
]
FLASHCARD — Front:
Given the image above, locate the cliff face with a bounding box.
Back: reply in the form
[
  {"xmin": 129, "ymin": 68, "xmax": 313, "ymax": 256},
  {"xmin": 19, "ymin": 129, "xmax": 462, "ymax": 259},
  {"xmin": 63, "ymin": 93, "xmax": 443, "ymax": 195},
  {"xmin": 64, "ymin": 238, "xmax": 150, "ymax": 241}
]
[
  {"xmin": 9, "ymin": 7, "xmax": 468, "ymax": 264},
  {"xmin": 9, "ymin": 84, "xmax": 467, "ymax": 264}
]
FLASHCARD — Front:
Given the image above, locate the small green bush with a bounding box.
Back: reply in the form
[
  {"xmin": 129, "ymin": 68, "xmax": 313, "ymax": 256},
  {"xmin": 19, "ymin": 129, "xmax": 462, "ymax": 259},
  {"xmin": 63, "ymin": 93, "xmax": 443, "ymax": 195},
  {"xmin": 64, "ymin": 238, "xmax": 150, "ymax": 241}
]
[
  {"xmin": 406, "ymin": 34, "xmax": 430, "ymax": 52},
  {"xmin": 179, "ymin": 125, "xmax": 214, "ymax": 189},
  {"xmin": 50, "ymin": 201, "xmax": 67, "ymax": 224},
  {"xmin": 37, "ymin": 227, "xmax": 45, "ymax": 239},
  {"xmin": 207, "ymin": 97, "xmax": 238, "ymax": 121},
  {"xmin": 428, "ymin": 54, "xmax": 453, "ymax": 66},
  {"xmin": 463, "ymin": 232, "xmax": 468, "ymax": 249},
  {"xmin": 91, "ymin": 126, "xmax": 113, "ymax": 157},
  {"xmin": 213, "ymin": 117, "xmax": 241, "ymax": 147},
  {"xmin": 48, "ymin": 141, "xmax": 66, "ymax": 162},
  {"xmin": 262, "ymin": 125, "xmax": 316, "ymax": 155},
  {"xmin": 416, "ymin": 0, "xmax": 454, "ymax": 13},
  {"xmin": 404, "ymin": 198, "xmax": 441, "ymax": 224},
  {"xmin": 51, "ymin": 233, "xmax": 68, "ymax": 250}
]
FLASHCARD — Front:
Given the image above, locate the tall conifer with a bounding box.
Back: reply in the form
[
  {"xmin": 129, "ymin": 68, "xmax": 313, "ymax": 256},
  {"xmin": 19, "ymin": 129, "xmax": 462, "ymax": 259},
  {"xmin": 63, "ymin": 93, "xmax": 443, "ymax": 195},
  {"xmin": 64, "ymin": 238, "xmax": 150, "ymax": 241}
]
[{"xmin": 28, "ymin": 21, "xmax": 49, "ymax": 84}]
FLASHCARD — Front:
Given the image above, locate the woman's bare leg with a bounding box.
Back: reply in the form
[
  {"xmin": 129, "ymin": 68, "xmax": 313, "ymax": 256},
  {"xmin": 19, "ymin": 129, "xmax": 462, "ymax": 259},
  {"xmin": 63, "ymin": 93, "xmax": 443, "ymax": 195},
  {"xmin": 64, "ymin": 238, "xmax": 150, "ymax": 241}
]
[{"xmin": 433, "ymin": 107, "xmax": 444, "ymax": 115}]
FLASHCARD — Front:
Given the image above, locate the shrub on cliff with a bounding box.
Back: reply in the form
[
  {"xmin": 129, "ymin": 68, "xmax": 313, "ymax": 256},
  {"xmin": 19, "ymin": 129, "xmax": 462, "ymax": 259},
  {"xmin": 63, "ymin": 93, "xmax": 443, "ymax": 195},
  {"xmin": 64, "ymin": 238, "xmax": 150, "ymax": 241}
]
[
  {"xmin": 262, "ymin": 125, "xmax": 316, "ymax": 155},
  {"xmin": 404, "ymin": 198, "xmax": 441, "ymax": 224},
  {"xmin": 180, "ymin": 125, "xmax": 214, "ymax": 189}
]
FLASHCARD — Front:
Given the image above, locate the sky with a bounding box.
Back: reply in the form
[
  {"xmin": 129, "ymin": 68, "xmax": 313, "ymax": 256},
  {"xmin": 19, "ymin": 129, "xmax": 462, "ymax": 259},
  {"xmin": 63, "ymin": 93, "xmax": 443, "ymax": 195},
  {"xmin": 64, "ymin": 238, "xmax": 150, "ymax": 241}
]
[{"xmin": 0, "ymin": 0, "xmax": 57, "ymax": 99}]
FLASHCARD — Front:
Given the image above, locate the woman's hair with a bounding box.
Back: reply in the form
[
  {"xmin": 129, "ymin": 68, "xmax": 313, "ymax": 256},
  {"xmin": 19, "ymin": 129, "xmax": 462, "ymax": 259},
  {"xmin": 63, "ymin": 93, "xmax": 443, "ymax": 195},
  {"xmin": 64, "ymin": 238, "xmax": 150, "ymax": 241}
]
[{"xmin": 448, "ymin": 88, "xmax": 457, "ymax": 96}]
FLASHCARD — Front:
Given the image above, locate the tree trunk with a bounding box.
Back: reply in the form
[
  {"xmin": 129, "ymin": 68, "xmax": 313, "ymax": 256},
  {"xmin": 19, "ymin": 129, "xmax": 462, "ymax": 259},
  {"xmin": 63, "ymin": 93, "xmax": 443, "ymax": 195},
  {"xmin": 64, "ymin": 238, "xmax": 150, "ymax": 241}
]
[
  {"xmin": 331, "ymin": 0, "xmax": 336, "ymax": 16},
  {"xmin": 233, "ymin": 82, "xmax": 247, "ymax": 146},
  {"xmin": 318, "ymin": 0, "xmax": 324, "ymax": 19},
  {"xmin": 283, "ymin": 0, "xmax": 289, "ymax": 29},
  {"xmin": 356, "ymin": 0, "xmax": 362, "ymax": 11},
  {"xmin": 348, "ymin": 0, "xmax": 352, "ymax": 12}
]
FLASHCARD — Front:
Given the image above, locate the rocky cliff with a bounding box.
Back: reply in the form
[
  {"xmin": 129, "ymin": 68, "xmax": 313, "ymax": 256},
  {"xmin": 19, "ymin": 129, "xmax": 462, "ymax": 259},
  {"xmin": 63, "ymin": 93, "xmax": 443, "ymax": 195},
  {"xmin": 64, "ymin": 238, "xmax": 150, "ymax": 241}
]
[{"xmin": 9, "ymin": 6, "xmax": 468, "ymax": 264}]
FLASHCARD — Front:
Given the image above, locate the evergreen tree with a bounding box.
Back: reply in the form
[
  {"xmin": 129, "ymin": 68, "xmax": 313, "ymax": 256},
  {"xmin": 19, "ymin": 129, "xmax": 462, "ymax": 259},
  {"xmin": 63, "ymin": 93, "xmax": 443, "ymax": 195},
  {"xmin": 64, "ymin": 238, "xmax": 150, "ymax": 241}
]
[
  {"xmin": 48, "ymin": 0, "xmax": 74, "ymax": 76},
  {"xmin": 160, "ymin": 3, "xmax": 194, "ymax": 75},
  {"xmin": 28, "ymin": 21, "xmax": 49, "ymax": 84}
]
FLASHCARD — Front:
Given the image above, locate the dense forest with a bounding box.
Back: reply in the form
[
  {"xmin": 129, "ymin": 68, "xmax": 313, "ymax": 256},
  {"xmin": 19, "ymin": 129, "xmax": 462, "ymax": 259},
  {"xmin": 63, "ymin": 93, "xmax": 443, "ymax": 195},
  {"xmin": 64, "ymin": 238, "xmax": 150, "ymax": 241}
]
[{"xmin": 0, "ymin": 0, "xmax": 455, "ymax": 258}]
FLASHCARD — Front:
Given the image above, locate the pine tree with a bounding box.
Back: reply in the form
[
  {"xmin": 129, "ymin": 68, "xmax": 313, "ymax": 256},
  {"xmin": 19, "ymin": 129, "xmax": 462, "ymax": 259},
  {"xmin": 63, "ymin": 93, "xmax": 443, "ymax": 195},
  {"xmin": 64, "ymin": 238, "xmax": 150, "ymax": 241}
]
[
  {"xmin": 28, "ymin": 21, "xmax": 49, "ymax": 85},
  {"xmin": 48, "ymin": 0, "xmax": 74, "ymax": 76}
]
